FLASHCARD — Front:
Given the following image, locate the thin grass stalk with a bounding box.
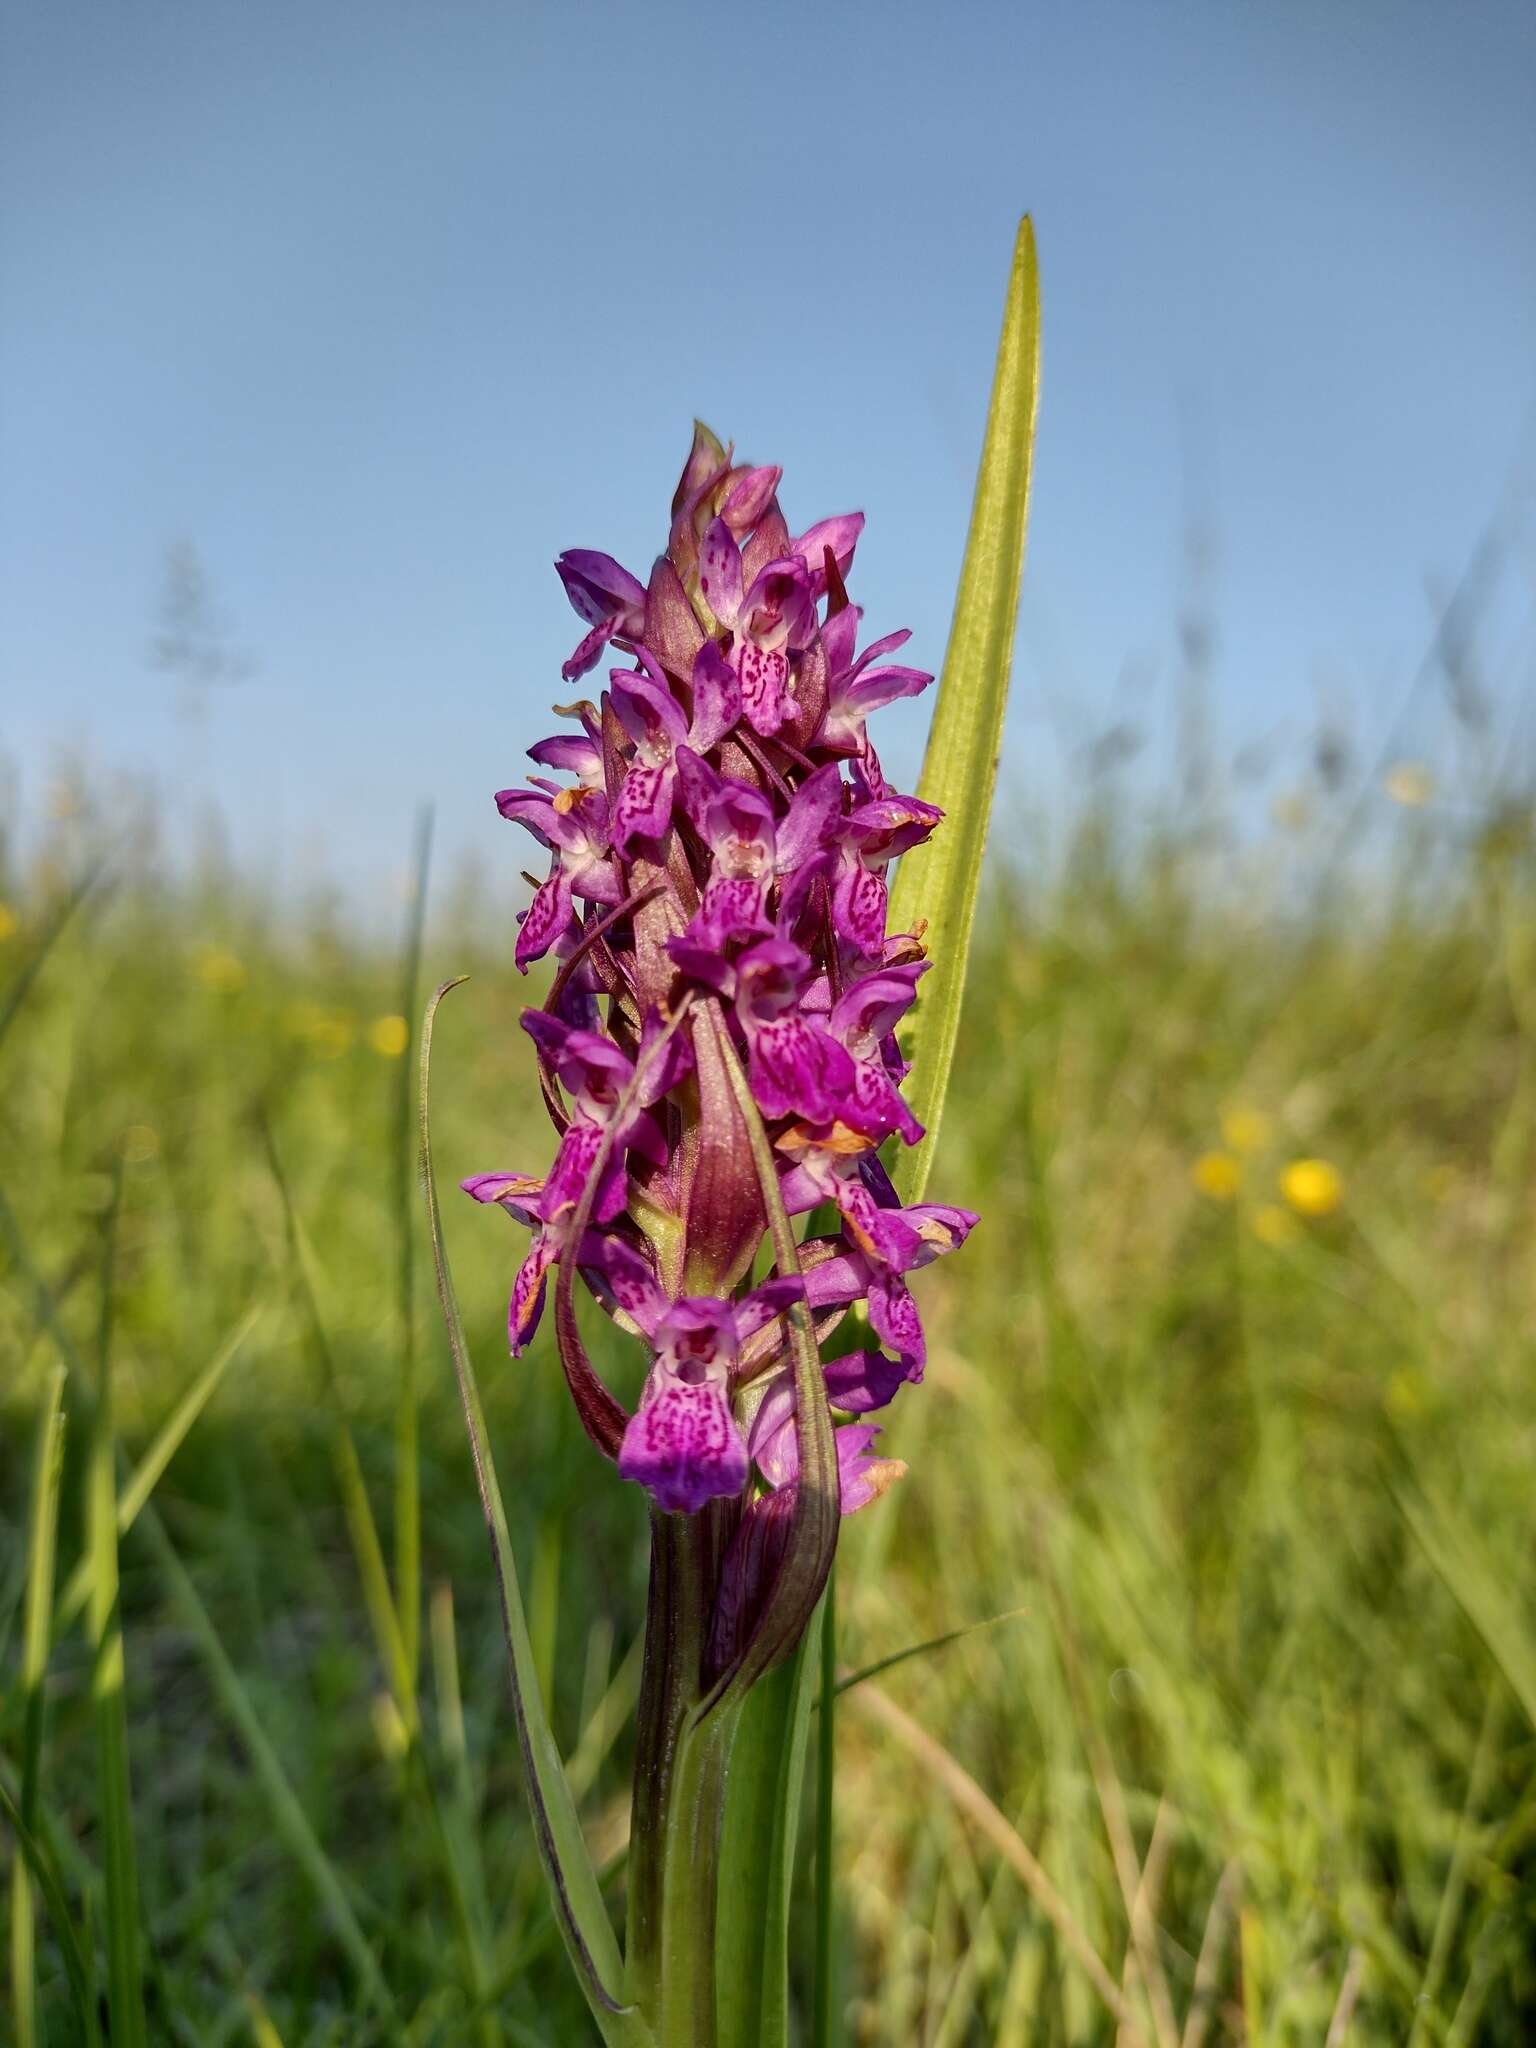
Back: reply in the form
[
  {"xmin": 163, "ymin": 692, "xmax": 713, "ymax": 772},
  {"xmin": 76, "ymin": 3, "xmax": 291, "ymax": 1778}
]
[
  {"xmin": 0, "ymin": 1779, "xmax": 101, "ymax": 2046},
  {"xmin": 394, "ymin": 805, "xmax": 433, "ymax": 1691},
  {"xmin": 0, "ymin": 1176, "xmax": 397, "ymax": 2023},
  {"xmin": 54, "ymin": 1301, "xmax": 263, "ymax": 1633},
  {"xmin": 89, "ymin": 1158, "xmax": 148, "ymax": 2048},
  {"xmin": 812, "ymin": 1571, "xmax": 837, "ymax": 2048},
  {"xmin": 10, "ymin": 1365, "xmax": 67, "ymax": 2048}
]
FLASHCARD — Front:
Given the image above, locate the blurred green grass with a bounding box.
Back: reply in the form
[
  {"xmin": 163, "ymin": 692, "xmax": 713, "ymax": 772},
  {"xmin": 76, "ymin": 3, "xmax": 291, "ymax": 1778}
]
[{"xmin": 3, "ymin": 777, "xmax": 1536, "ymax": 2044}]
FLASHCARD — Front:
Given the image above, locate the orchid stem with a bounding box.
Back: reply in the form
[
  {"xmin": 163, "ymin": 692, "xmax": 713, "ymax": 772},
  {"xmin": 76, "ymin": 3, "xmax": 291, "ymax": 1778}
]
[
  {"xmin": 813, "ymin": 1562, "xmax": 838, "ymax": 2048},
  {"xmin": 627, "ymin": 1507, "xmax": 710, "ymax": 2017}
]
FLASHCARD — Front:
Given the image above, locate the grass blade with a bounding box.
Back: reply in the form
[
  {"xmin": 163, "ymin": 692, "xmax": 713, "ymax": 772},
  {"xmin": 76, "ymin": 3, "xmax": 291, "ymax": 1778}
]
[
  {"xmin": 831, "ymin": 1606, "xmax": 1031, "ymax": 1698},
  {"xmin": 394, "ymin": 806, "xmax": 433, "ymax": 1694},
  {"xmin": 0, "ymin": 1174, "xmax": 397, "ymax": 2023},
  {"xmin": 55, "ymin": 1301, "xmax": 264, "ymax": 1632},
  {"xmin": 715, "ymin": 1621, "xmax": 820, "ymax": 2048},
  {"xmin": 263, "ymin": 1124, "xmax": 419, "ymax": 1736},
  {"xmin": 0, "ymin": 857, "xmax": 106, "ymax": 1061},
  {"xmin": 419, "ymin": 977, "xmax": 651, "ymax": 2046},
  {"xmin": 0, "ymin": 1778, "xmax": 100, "ymax": 2045},
  {"xmin": 89, "ymin": 1161, "xmax": 148, "ymax": 2048},
  {"xmin": 1395, "ymin": 1481, "xmax": 1536, "ymax": 1731},
  {"xmin": 851, "ymin": 1684, "xmax": 1149, "ymax": 2046},
  {"xmin": 10, "ymin": 1364, "xmax": 68, "ymax": 2048},
  {"xmin": 888, "ymin": 216, "xmax": 1041, "ymax": 1208},
  {"xmin": 812, "ymin": 1581, "xmax": 837, "ymax": 2048}
]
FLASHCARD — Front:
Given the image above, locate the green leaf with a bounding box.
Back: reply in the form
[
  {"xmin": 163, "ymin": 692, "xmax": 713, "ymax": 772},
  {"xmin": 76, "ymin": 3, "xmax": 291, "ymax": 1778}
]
[
  {"xmin": 89, "ymin": 1163, "xmax": 148, "ymax": 2048},
  {"xmin": 392, "ymin": 805, "xmax": 433, "ymax": 1695},
  {"xmin": 419, "ymin": 977, "xmax": 652, "ymax": 2048},
  {"xmin": 889, "ymin": 216, "xmax": 1041, "ymax": 1208},
  {"xmin": 0, "ymin": 1174, "xmax": 397, "ymax": 2025},
  {"xmin": 1396, "ymin": 1480, "xmax": 1536, "ymax": 1732},
  {"xmin": 0, "ymin": 1778, "xmax": 100, "ymax": 2045},
  {"xmin": 0, "ymin": 858, "xmax": 106, "ymax": 1062},
  {"xmin": 54, "ymin": 1301, "xmax": 263, "ymax": 1633},
  {"xmin": 715, "ymin": 1620, "xmax": 820, "ymax": 2048},
  {"xmin": 11, "ymin": 1365, "xmax": 69, "ymax": 2048}
]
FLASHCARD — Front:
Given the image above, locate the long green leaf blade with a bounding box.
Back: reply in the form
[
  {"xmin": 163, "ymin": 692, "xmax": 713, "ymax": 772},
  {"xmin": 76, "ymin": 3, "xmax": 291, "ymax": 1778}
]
[
  {"xmin": 90, "ymin": 1164, "xmax": 148, "ymax": 2048},
  {"xmin": 393, "ymin": 805, "xmax": 433, "ymax": 1694},
  {"xmin": 715, "ymin": 1624, "xmax": 819, "ymax": 2048},
  {"xmin": 0, "ymin": 1175, "xmax": 396, "ymax": 2023},
  {"xmin": 419, "ymin": 977, "xmax": 651, "ymax": 2047},
  {"xmin": 1396, "ymin": 1481, "xmax": 1536, "ymax": 1732},
  {"xmin": 10, "ymin": 1365, "xmax": 68, "ymax": 2048},
  {"xmin": 55, "ymin": 1301, "xmax": 263, "ymax": 1633},
  {"xmin": 0, "ymin": 1779, "xmax": 100, "ymax": 2045},
  {"xmin": 889, "ymin": 216, "xmax": 1041, "ymax": 1208}
]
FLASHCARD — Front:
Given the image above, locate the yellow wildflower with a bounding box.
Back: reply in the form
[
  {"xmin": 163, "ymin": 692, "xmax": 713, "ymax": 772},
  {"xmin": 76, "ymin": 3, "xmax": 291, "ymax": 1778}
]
[
  {"xmin": 1384, "ymin": 762, "xmax": 1433, "ymax": 807},
  {"xmin": 1252, "ymin": 1204, "xmax": 1298, "ymax": 1247},
  {"xmin": 1280, "ymin": 1157, "xmax": 1343, "ymax": 1217},
  {"xmin": 194, "ymin": 946, "xmax": 247, "ymax": 994},
  {"xmin": 0, "ymin": 902, "xmax": 18, "ymax": 942},
  {"xmin": 1221, "ymin": 1106, "xmax": 1273, "ymax": 1155},
  {"xmin": 1193, "ymin": 1150, "xmax": 1241, "ymax": 1201},
  {"xmin": 368, "ymin": 1013, "xmax": 410, "ymax": 1058}
]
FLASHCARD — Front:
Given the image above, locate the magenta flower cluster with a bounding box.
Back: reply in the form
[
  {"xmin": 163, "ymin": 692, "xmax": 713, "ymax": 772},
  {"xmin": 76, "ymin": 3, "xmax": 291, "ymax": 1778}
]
[{"xmin": 464, "ymin": 426, "xmax": 975, "ymax": 1643}]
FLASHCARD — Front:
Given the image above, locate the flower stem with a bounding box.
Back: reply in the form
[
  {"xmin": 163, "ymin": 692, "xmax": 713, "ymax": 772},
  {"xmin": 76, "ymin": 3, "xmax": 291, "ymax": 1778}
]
[
  {"xmin": 654, "ymin": 1700, "xmax": 740, "ymax": 2048},
  {"xmin": 626, "ymin": 1508, "xmax": 709, "ymax": 2015}
]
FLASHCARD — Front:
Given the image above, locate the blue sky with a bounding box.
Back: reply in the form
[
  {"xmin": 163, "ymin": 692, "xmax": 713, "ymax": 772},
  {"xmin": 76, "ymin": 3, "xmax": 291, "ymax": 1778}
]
[{"xmin": 2, "ymin": 0, "xmax": 1533, "ymax": 907}]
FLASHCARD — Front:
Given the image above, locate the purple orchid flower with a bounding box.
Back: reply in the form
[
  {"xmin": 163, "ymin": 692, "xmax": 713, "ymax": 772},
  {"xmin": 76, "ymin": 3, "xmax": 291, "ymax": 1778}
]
[
  {"xmin": 600, "ymin": 1236, "xmax": 805, "ymax": 1513},
  {"xmin": 494, "ymin": 783, "xmax": 623, "ymax": 971},
  {"xmin": 696, "ymin": 517, "xmax": 818, "ymax": 738},
  {"xmin": 748, "ymin": 1347, "xmax": 909, "ymax": 1512},
  {"xmin": 608, "ymin": 643, "xmax": 740, "ymax": 854},
  {"xmin": 556, "ymin": 549, "xmax": 649, "ymax": 682},
  {"xmin": 467, "ymin": 426, "xmax": 977, "ymax": 1618},
  {"xmin": 818, "ymin": 605, "xmax": 934, "ymax": 753},
  {"xmin": 831, "ymin": 789, "xmax": 946, "ymax": 962}
]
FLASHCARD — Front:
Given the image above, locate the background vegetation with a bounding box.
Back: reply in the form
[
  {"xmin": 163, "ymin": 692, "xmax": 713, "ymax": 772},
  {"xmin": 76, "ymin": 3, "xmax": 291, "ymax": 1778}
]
[{"xmin": 3, "ymin": 747, "xmax": 1535, "ymax": 2044}]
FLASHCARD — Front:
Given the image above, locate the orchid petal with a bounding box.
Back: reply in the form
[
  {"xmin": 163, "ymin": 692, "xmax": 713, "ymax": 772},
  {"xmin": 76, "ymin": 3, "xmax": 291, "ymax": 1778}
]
[
  {"xmin": 617, "ymin": 1366, "xmax": 749, "ymax": 1514},
  {"xmin": 516, "ymin": 867, "xmax": 574, "ymax": 971},
  {"xmin": 698, "ymin": 518, "xmax": 745, "ymax": 628},
  {"xmin": 687, "ymin": 641, "xmax": 742, "ymax": 752}
]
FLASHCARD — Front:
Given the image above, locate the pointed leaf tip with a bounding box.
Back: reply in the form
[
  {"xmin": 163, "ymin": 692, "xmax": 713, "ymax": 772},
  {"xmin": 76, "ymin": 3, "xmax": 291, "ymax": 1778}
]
[{"xmin": 888, "ymin": 218, "xmax": 1040, "ymax": 1207}]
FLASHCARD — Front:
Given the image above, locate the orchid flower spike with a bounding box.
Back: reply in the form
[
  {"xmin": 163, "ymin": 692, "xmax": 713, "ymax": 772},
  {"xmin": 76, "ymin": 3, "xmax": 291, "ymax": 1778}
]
[{"xmin": 464, "ymin": 424, "xmax": 973, "ymax": 1678}]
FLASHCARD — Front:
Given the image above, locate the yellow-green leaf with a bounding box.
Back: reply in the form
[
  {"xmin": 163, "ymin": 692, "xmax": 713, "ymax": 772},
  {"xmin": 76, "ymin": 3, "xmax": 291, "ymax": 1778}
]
[{"xmin": 890, "ymin": 216, "xmax": 1041, "ymax": 1207}]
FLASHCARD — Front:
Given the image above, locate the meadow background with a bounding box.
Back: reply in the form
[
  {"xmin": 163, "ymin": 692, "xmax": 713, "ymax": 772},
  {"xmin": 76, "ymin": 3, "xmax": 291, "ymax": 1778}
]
[
  {"xmin": 5, "ymin": 0, "xmax": 1536, "ymax": 2041},
  {"xmin": 5, "ymin": 711, "xmax": 1536, "ymax": 2042}
]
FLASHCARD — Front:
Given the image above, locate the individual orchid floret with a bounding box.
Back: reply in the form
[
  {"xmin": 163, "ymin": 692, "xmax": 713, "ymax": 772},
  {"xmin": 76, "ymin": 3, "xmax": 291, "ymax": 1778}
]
[
  {"xmin": 748, "ymin": 1348, "xmax": 909, "ymax": 1511},
  {"xmin": 800, "ymin": 1178, "xmax": 979, "ymax": 1379},
  {"xmin": 604, "ymin": 1236, "xmax": 806, "ymax": 1513},
  {"xmin": 608, "ymin": 644, "xmax": 740, "ymax": 854},
  {"xmin": 832, "ymin": 790, "xmax": 945, "ymax": 961},
  {"xmin": 494, "ymin": 783, "xmax": 623, "ymax": 970},
  {"xmin": 818, "ymin": 606, "xmax": 934, "ymax": 752},
  {"xmin": 733, "ymin": 940, "xmax": 858, "ymax": 1126},
  {"xmin": 522, "ymin": 1011, "xmax": 669, "ymax": 1224},
  {"xmin": 790, "ymin": 511, "xmax": 864, "ymax": 597},
  {"xmin": 556, "ymin": 549, "xmax": 649, "ymax": 681},
  {"xmin": 460, "ymin": 1171, "xmax": 566, "ymax": 1356},
  {"xmin": 697, "ymin": 518, "xmax": 817, "ymax": 737}
]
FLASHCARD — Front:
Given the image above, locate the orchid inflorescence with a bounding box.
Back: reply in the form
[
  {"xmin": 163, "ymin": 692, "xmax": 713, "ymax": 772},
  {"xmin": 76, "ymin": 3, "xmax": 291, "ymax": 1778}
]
[{"xmin": 463, "ymin": 423, "xmax": 977, "ymax": 1677}]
